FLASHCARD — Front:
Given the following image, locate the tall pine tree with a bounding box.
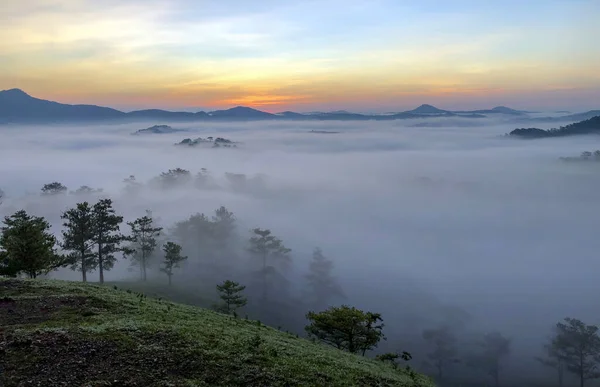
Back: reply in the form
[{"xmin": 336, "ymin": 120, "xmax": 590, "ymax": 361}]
[
  {"xmin": 126, "ymin": 212, "xmax": 162, "ymax": 281},
  {"xmin": 61, "ymin": 202, "xmax": 96, "ymax": 282},
  {"xmin": 92, "ymin": 198, "xmax": 125, "ymax": 284},
  {"xmin": 0, "ymin": 210, "xmax": 64, "ymax": 278},
  {"xmin": 306, "ymin": 247, "xmax": 344, "ymax": 311}
]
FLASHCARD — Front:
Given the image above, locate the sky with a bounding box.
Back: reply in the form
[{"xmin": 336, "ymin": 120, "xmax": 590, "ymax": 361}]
[{"xmin": 1, "ymin": 0, "xmax": 599, "ymax": 112}]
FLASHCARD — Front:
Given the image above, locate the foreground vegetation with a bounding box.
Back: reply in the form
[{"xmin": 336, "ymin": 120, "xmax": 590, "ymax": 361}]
[{"xmin": 0, "ymin": 278, "xmax": 433, "ymax": 386}]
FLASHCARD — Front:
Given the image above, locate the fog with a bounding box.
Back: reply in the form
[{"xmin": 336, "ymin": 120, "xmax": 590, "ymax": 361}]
[{"xmin": 1, "ymin": 116, "xmax": 599, "ymax": 386}]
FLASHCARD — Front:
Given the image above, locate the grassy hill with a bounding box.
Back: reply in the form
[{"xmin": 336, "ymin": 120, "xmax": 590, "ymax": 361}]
[{"xmin": 0, "ymin": 279, "xmax": 434, "ymax": 386}]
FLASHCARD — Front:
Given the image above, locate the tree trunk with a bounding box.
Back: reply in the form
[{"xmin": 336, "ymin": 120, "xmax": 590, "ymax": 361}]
[
  {"xmin": 558, "ymin": 367, "xmax": 563, "ymax": 387},
  {"xmin": 168, "ymin": 274, "xmax": 172, "ymax": 286},
  {"xmin": 262, "ymin": 251, "xmax": 267, "ymax": 302},
  {"xmin": 98, "ymin": 243, "xmax": 104, "ymax": 284},
  {"xmin": 81, "ymin": 249, "xmax": 87, "ymax": 282},
  {"xmin": 142, "ymin": 253, "xmax": 147, "ymax": 281}
]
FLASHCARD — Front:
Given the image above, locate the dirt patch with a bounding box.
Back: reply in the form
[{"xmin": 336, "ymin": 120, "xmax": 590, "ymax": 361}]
[
  {"xmin": 0, "ymin": 296, "xmax": 101, "ymax": 327},
  {"xmin": 0, "ymin": 330, "xmax": 294, "ymax": 387}
]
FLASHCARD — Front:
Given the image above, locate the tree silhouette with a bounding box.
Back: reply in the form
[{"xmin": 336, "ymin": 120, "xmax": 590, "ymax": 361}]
[
  {"xmin": 305, "ymin": 305, "xmax": 385, "ymax": 355},
  {"xmin": 91, "ymin": 198, "xmax": 125, "ymax": 284},
  {"xmin": 305, "ymin": 247, "xmax": 344, "ymax": 311},
  {"xmin": 0, "ymin": 210, "xmax": 64, "ymax": 278},
  {"xmin": 552, "ymin": 317, "xmax": 600, "ymax": 387},
  {"xmin": 125, "ymin": 212, "xmax": 163, "ymax": 281},
  {"xmin": 247, "ymin": 228, "xmax": 291, "ymax": 303},
  {"xmin": 61, "ymin": 202, "xmax": 96, "ymax": 282},
  {"xmin": 41, "ymin": 181, "xmax": 67, "ymax": 195},
  {"xmin": 160, "ymin": 241, "xmax": 187, "ymax": 285},
  {"xmin": 215, "ymin": 280, "xmax": 247, "ymax": 315},
  {"xmin": 422, "ymin": 326, "xmax": 459, "ymax": 380}
]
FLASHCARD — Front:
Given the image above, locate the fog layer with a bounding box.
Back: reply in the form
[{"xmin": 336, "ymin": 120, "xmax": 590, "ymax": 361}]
[{"xmin": 1, "ymin": 117, "xmax": 599, "ymax": 385}]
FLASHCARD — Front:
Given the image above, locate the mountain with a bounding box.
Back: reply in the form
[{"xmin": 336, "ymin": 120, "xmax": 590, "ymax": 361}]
[
  {"xmin": 453, "ymin": 106, "xmax": 526, "ymax": 115},
  {"xmin": 405, "ymin": 104, "xmax": 450, "ymax": 115},
  {"xmin": 0, "ymin": 88, "xmax": 125, "ymax": 123},
  {"xmin": 208, "ymin": 106, "xmax": 275, "ymax": 119},
  {"xmin": 509, "ymin": 115, "xmax": 600, "ymax": 138},
  {"xmin": 0, "ymin": 278, "xmax": 433, "ymax": 386},
  {"xmin": 489, "ymin": 106, "xmax": 524, "ymax": 114},
  {"xmin": 1, "ymin": 88, "xmax": 547, "ymax": 124}
]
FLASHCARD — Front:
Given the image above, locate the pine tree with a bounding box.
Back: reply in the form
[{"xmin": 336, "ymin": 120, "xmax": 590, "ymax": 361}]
[
  {"xmin": 92, "ymin": 198, "xmax": 125, "ymax": 284},
  {"xmin": 0, "ymin": 210, "xmax": 64, "ymax": 278},
  {"xmin": 552, "ymin": 317, "xmax": 600, "ymax": 387},
  {"xmin": 216, "ymin": 280, "xmax": 247, "ymax": 315},
  {"xmin": 161, "ymin": 241, "xmax": 187, "ymax": 285},
  {"xmin": 306, "ymin": 247, "xmax": 344, "ymax": 310},
  {"xmin": 248, "ymin": 228, "xmax": 291, "ymax": 303},
  {"xmin": 125, "ymin": 212, "xmax": 162, "ymax": 281},
  {"xmin": 61, "ymin": 202, "xmax": 96, "ymax": 282}
]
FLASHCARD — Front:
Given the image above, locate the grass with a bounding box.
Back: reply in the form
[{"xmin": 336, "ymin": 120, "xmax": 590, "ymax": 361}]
[{"xmin": 0, "ymin": 278, "xmax": 435, "ymax": 386}]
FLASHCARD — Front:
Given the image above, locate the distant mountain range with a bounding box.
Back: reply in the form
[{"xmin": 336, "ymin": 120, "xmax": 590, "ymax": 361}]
[{"xmin": 0, "ymin": 88, "xmax": 596, "ymax": 124}]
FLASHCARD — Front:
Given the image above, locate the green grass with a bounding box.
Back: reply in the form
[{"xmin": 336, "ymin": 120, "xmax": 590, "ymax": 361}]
[{"xmin": 0, "ymin": 278, "xmax": 435, "ymax": 386}]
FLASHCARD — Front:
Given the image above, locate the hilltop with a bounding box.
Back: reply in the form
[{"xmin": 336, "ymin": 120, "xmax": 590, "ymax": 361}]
[
  {"xmin": 509, "ymin": 115, "xmax": 600, "ymax": 138},
  {"xmin": 0, "ymin": 279, "xmax": 432, "ymax": 387}
]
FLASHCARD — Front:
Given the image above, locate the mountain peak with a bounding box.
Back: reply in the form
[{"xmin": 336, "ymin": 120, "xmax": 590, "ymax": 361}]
[
  {"xmin": 1, "ymin": 88, "xmax": 31, "ymax": 97},
  {"xmin": 491, "ymin": 106, "xmax": 518, "ymax": 113},
  {"xmin": 407, "ymin": 104, "xmax": 448, "ymax": 114}
]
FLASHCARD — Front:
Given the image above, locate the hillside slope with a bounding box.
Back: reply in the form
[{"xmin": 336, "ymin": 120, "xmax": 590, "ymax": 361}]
[{"xmin": 0, "ymin": 279, "xmax": 433, "ymax": 386}]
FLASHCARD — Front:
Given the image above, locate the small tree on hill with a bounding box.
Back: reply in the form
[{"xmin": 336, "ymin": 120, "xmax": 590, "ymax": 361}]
[
  {"xmin": 125, "ymin": 212, "xmax": 163, "ymax": 281},
  {"xmin": 61, "ymin": 202, "xmax": 96, "ymax": 282},
  {"xmin": 0, "ymin": 210, "xmax": 64, "ymax": 278},
  {"xmin": 305, "ymin": 305, "xmax": 385, "ymax": 355},
  {"xmin": 552, "ymin": 317, "xmax": 600, "ymax": 387},
  {"xmin": 161, "ymin": 241, "xmax": 187, "ymax": 285},
  {"xmin": 92, "ymin": 198, "xmax": 125, "ymax": 284},
  {"xmin": 248, "ymin": 228, "xmax": 291, "ymax": 303},
  {"xmin": 215, "ymin": 280, "xmax": 247, "ymax": 315},
  {"xmin": 41, "ymin": 182, "xmax": 67, "ymax": 195},
  {"xmin": 306, "ymin": 247, "xmax": 344, "ymax": 310}
]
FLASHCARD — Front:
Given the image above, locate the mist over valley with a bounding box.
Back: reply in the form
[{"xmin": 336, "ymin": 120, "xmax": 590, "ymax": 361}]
[{"xmin": 2, "ymin": 113, "xmax": 600, "ymax": 385}]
